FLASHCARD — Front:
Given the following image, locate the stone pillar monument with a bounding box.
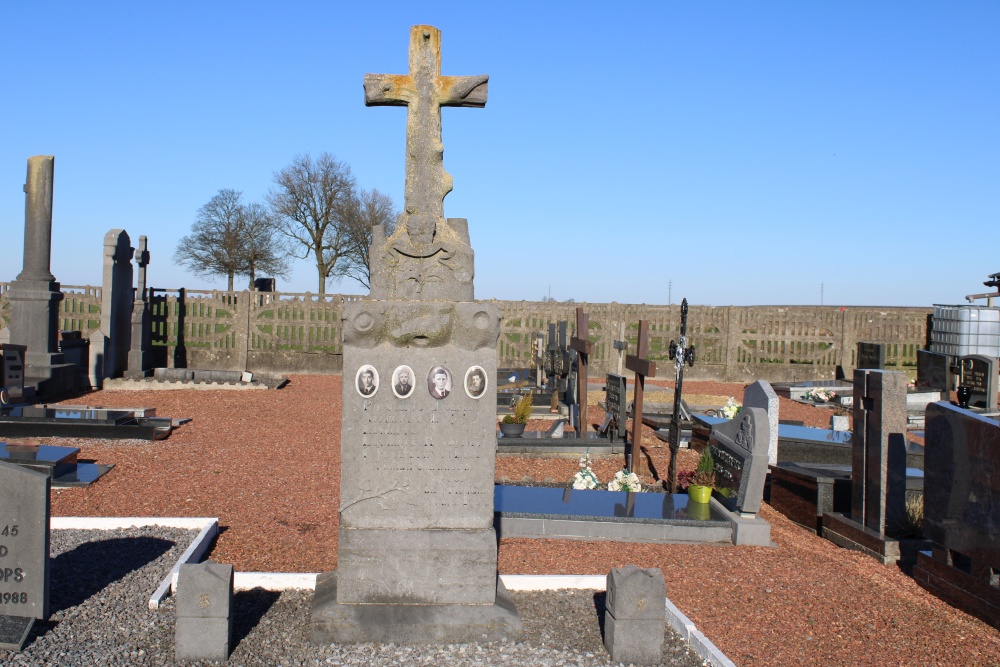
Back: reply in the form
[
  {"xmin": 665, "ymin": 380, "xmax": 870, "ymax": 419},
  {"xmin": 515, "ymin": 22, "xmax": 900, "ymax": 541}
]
[
  {"xmin": 7, "ymin": 156, "xmax": 75, "ymax": 397},
  {"xmin": 311, "ymin": 25, "xmax": 519, "ymax": 644},
  {"xmin": 125, "ymin": 236, "xmax": 153, "ymax": 379},
  {"xmin": 88, "ymin": 229, "xmax": 134, "ymax": 387}
]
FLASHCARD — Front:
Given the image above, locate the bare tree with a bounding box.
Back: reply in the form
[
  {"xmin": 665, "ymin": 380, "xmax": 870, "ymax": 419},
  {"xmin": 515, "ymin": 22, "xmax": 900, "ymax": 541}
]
[
  {"xmin": 267, "ymin": 153, "xmax": 356, "ymax": 295},
  {"xmin": 335, "ymin": 188, "xmax": 398, "ymax": 290},
  {"xmin": 174, "ymin": 189, "xmax": 246, "ymax": 290},
  {"xmin": 174, "ymin": 190, "xmax": 290, "ymax": 291},
  {"xmin": 241, "ymin": 202, "xmax": 290, "ymax": 288}
]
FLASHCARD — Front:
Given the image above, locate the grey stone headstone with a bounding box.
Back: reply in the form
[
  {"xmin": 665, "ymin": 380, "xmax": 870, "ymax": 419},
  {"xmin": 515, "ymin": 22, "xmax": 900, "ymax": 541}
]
[
  {"xmin": 175, "ymin": 560, "xmax": 233, "ymax": 662},
  {"xmin": 851, "ymin": 369, "xmax": 908, "ymax": 535},
  {"xmin": 856, "ymin": 342, "xmax": 886, "ymax": 370},
  {"xmin": 923, "ymin": 403, "xmax": 1000, "ymax": 583},
  {"xmin": 742, "ymin": 380, "xmax": 779, "ymax": 466},
  {"xmin": 0, "ymin": 461, "xmax": 51, "ymax": 621},
  {"xmin": 960, "ymin": 355, "xmax": 998, "ymax": 410},
  {"xmin": 917, "ymin": 349, "xmax": 953, "ymax": 393},
  {"xmin": 603, "ymin": 565, "xmax": 665, "ymax": 665},
  {"xmin": 89, "ymin": 229, "xmax": 134, "ymax": 388},
  {"xmin": 709, "ymin": 407, "xmax": 771, "ymax": 515},
  {"xmin": 312, "ymin": 25, "xmax": 519, "ymax": 645},
  {"xmin": 125, "ymin": 235, "xmax": 152, "ymax": 379}
]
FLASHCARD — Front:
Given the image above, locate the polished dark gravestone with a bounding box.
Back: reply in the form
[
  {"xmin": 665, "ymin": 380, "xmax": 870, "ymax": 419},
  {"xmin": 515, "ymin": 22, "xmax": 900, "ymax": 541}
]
[
  {"xmin": 598, "ymin": 373, "xmax": 628, "ymax": 442},
  {"xmin": 0, "ymin": 461, "xmax": 50, "ymax": 650},
  {"xmin": 0, "ymin": 442, "xmax": 113, "ymax": 487},
  {"xmin": 959, "ymin": 354, "xmax": 998, "ymax": 411},
  {"xmin": 916, "ymin": 349, "xmax": 953, "ymax": 393},
  {"xmin": 494, "ymin": 485, "xmax": 732, "ymax": 543},
  {"xmin": 915, "ymin": 403, "xmax": 1000, "ymax": 628},
  {"xmin": 0, "ymin": 406, "xmax": 172, "ymax": 441},
  {"xmin": 856, "ymin": 341, "xmax": 886, "ymax": 370}
]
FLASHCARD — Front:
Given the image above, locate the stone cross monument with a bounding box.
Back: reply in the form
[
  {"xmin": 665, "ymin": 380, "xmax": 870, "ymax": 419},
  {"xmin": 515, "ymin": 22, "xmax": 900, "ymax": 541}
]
[
  {"xmin": 125, "ymin": 236, "xmax": 153, "ymax": 379},
  {"xmin": 6, "ymin": 156, "xmax": 75, "ymax": 397},
  {"xmin": 310, "ymin": 25, "xmax": 520, "ymax": 645}
]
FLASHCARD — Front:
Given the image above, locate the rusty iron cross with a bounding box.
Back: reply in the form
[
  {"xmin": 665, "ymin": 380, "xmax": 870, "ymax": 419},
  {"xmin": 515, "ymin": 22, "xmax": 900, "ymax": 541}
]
[
  {"xmin": 625, "ymin": 321, "xmax": 657, "ymax": 475},
  {"xmin": 364, "ymin": 25, "xmax": 488, "ymax": 243}
]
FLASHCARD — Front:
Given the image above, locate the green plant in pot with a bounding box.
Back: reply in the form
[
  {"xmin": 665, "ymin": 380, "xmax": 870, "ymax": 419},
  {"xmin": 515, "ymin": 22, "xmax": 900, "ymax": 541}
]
[
  {"xmin": 499, "ymin": 393, "xmax": 533, "ymax": 437},
  {"xmin": 688, "ymin": 447, "xmax": 716, "ymax": 503}
]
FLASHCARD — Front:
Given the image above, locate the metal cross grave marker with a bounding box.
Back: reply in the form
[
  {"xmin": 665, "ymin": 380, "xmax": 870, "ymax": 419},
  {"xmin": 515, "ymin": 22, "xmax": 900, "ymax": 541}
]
[
  {"xmin": 625, "ymin": 320, "xmax": 656, "ymax": 475},
  {"xmin": 667, "ymin": 298, "xmax": 696, "ymax": 493}
]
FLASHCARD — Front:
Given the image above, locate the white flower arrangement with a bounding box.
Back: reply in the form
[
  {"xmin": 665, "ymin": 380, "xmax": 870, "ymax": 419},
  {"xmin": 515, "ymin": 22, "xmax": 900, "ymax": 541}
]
[
  {"xmin": 607, "ymin": 469, "xmax": 643, "ymax": 493},
  {"xmin": 720, "ymin": 397, "xmax": 742, "ymax": 419},
  {"xmin": 803, "ymin": 387, "xmax": 837, "ymax": 402},
  {"xmin": 572, "ymin": 452, "xmax": 600, "ymax": 490}
]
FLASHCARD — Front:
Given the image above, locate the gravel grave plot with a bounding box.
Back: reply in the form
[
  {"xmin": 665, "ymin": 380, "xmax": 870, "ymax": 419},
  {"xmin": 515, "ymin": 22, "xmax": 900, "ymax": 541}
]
[
  {"xmin": 2, "ymin": 526, "xmax": 198, "ymax": 666},
  {"xmin": 42, "ymin": 375, "xmax": 1000, "ymax": 666}
]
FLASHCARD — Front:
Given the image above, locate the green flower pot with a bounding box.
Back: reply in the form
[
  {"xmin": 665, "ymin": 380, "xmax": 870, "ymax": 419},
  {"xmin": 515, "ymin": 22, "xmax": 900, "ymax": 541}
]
[{"xmin": 688, "ymin": 484, "xmax": 713, "ymax": 504}]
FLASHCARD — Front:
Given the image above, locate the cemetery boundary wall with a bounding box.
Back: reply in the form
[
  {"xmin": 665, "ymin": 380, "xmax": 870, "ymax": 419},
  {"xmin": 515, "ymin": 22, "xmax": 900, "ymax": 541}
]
[{"xmin": 0, "ymin": 283, "xmax": 931, "ymax": 383}]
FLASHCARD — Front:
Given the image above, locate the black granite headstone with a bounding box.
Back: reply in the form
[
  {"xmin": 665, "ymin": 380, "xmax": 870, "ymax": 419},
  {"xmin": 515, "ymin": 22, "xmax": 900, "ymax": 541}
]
[
  {"xmin": 0, "ymin": 613, "xmax": 34, "ymax": 651},
  {"xmin": 916, "ymin": 349, "xmax": 952, "ymax": 392},
  {"xmin": 856, "ymin": 342, "xmax": 886, "ymax": 370},
  {"xmin": 604, "ymin": 374, "xmax": 627, "ymax": 441},
  {"xmin": 960, "ymin": 355, "xmax": 998, "ymax": 410}
]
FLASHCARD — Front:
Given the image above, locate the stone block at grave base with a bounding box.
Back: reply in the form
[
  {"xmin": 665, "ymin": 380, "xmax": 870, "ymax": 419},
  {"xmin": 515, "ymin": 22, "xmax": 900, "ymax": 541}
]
[
  {"xmin": 913, "ymin": 551, "xmax": 1000, "ymax": 630},
  {"xmin": 175, "ymin": 617, "xmax": 231, "ymax": 662},
  {"xmin": 606, "ymin": 565, "xmax": 665, "ymax": 621},
  {"xmin": 310, "ymin": 571, "xmax": 521, "ymax": 645},
  {"xmin": 823, "ymin": 512, "xmax": 930, "ymax": 566},
  {"xmin": 603, "ymin": 614, "xmax": 664, "ymax": 665},
  {"xmin": 336, "ymin": 528, "xmax": 497, "ymax": 604}
]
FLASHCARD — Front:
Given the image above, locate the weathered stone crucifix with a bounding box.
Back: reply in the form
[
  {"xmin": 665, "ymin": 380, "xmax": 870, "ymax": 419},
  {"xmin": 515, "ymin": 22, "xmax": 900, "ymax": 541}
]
[{"xmin": 364, "ymin": 25, "xmax": 487, "ymax": 252}]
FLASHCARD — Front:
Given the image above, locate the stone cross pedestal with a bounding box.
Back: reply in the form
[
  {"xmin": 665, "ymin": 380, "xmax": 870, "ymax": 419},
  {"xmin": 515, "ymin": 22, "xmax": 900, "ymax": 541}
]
[
  {"xmin": 310, "ymin": 25, "xmax": 519, "ymax": 645},
  {"xmin": 6, "ymin": 156, "xmax": 76, "ymax": 397}
]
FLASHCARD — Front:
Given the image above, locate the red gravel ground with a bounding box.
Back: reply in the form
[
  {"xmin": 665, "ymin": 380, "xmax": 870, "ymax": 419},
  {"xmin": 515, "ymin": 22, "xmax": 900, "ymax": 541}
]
[{"xmin": 47, "ymin": 375, "xmax": 999, "ymax": 666}]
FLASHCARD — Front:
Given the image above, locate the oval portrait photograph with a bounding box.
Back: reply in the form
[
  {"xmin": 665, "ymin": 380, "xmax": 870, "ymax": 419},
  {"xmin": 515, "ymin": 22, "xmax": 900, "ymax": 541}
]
[
  {"xmin": 464, "ymin": 366, "xmax": 488, "ymax": 399},
  {"xmin": 427, "ymin": 365, "xmax": 453, "ymax": 400},
  {"xmin": 392, "ymin": 365, "xmax": 415, "ymax": 398},
  {"xmin": 355, "ymin": 364, "xmax": 379, "ymax": 397}
]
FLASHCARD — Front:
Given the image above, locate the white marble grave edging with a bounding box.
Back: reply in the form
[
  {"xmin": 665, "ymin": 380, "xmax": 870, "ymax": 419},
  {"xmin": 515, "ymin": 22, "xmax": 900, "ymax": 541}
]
[
  {"xmin": 50, "ymin": 516, "xmax": 219, "ymax": 610},
  {"xmin": 49, "ymin": 519, "xmax": 734, "ymax": 666}
]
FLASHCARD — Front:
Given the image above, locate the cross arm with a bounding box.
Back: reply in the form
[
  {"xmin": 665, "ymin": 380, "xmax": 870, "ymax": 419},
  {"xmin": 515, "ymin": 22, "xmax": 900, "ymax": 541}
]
[
  {"xmin": 626, "ymin": 355, "xmax": 656, "ymax": 378},
  {"xmin": 364, "ymin": 74, "xmax": 412, "ymax": 106},
  {"xmin": 439, "ymin": 75, "xmax": 488, "ymax": 107},
  {"xmin": 570, "ymin": 336, "xmax": 593, "ymax": 355}
]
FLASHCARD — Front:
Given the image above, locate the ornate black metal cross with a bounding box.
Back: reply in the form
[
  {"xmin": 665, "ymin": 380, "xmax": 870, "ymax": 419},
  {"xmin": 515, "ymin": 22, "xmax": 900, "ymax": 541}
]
[
  {"xmin": 569, "ymin": 308, "xmax": 593, "ymax": 434},
  {"xmin": 666, "ymin": 298, "xmax": 696, "ymax": 492},
  {"xmin": 625, "ymin": 320, "xmax": 656, "ymax": 474}
]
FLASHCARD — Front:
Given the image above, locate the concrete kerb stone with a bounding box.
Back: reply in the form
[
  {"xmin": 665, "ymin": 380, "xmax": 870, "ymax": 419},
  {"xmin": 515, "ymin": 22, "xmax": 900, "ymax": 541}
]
[
  {"xmin": 102, "ymin": 378, "xmax": 269, "ymax": 391},
  {"xmin": 49, "ymin": 518, "xmax": 735, "ymax": 666}
]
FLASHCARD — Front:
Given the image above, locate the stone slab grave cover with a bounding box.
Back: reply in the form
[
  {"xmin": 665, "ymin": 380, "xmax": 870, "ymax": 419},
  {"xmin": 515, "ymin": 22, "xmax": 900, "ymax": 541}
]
[
  {"xmin": 742, "ymin": 380, "xmax": 779, "ymax": 466},
  {"xmin": 709, "ymin": 407, "xmax": 770, "ymax": 515},
  {"xmin": 856, "ymin": 342, "xmax": 886, "ymax": 370},
  {"xmin": 603, "ymin": 565, "xmax": 666, "ymax": 665},
  {"xmin": 311, "ymin": 25, "xmax": 520, "ymax": 644},
  {"xmin": 175, "ymin": 560, "xmax": 233, "ymax": 662},
  {"xmin": 0, "ymin": 461, "xmax": 50, "ymax": 651},
  {"xmin": 916, "ymin": 403, "xmax": 1000, "ymax": 627},
  {"xmin": 960, "ymin": 354, "xmax": 998, "ymax": 410}
]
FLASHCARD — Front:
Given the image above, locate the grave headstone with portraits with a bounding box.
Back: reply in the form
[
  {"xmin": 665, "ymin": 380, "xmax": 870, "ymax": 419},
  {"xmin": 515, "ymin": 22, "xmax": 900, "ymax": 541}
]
[{"xmin": 311, "ymin": 25, "xmax": 519, "ymax": 645}]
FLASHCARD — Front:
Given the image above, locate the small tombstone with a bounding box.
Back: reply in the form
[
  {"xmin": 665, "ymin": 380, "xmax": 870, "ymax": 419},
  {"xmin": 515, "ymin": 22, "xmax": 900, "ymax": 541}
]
[
  {"xmin": 603, "ymin": 565, "xmax": 665, "ymax": 665},
  {"xmin": 916, "ymin": 349, "xmax": 953, "ymax": 392},
  {"xmin": 960, "ymin": 355, "xmax": 998, "ymax": 410},
  {"xmin": 708, "ymin": 407, "xmax": 770, "ymax": 515},
  {"xmin": 856, "ymin": 342, "xmax": 886, "ymax": 370},
  {"xmin": 601, "ymin": 373, "xmax": 628, "ymax": 442},
  {"xmin": 742, "ymin": 380, "xmax": 779, "ymax": 466},
  {"xmin": 831, "ymin": 414, "xmax": 850, "ymax": 431},
  {"xmin": 0, "ymin": 461, "xmax": 51, "ymax": 651},
  {"xmin": 175, "ymin": 560, "xmax": 234, "ymax": 662}
]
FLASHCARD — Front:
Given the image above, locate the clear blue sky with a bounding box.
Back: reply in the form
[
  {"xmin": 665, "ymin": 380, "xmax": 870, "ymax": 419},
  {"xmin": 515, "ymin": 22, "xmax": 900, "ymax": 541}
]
[{"xmin": 1, "ymin": 2, "xmax": 997, "ymax": 306}]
